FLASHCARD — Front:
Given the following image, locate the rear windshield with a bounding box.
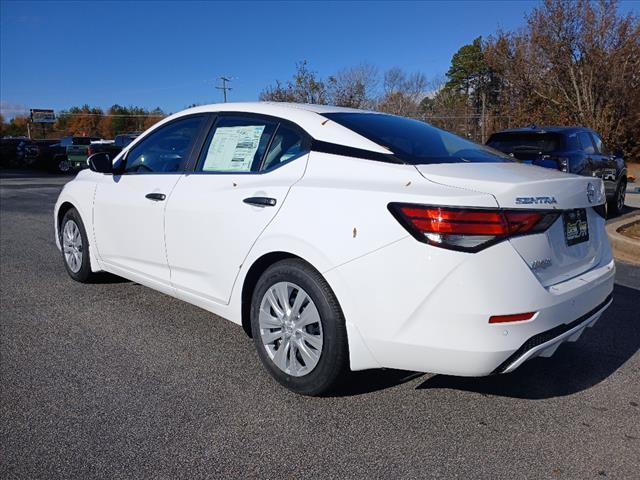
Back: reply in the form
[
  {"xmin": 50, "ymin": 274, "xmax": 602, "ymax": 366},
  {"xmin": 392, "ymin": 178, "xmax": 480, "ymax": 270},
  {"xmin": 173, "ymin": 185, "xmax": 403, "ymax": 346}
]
[
  {"xmin": 487, "ymin": 132, "xmax": 564, "ymax": 154},
  {"xmin": 323, "ymin": 112, "xmax": 511, "ymax": 165}
]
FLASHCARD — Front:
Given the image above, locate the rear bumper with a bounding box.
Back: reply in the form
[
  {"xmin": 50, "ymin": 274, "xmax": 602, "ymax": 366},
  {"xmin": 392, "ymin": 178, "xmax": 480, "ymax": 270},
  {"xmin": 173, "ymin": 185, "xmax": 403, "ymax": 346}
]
[
  {"xmin": 493, "ymin": 293, "xmax": 612, "ymax": 374},
  {"xmin": 325, "ymin": 235, "xmax": 615, "ymax": 376}
]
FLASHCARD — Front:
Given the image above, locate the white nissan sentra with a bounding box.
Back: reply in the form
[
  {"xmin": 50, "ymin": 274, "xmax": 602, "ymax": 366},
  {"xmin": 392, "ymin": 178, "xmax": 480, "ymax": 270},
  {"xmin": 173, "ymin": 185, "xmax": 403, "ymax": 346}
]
[{"xmin": 54, "ymin": 102, "xmax": 615, "ymax": 395}]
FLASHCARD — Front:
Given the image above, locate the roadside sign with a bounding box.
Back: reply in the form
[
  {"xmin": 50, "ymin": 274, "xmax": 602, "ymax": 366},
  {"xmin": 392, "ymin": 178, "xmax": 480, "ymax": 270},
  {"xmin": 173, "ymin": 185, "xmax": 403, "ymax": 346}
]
[{"xmin": 30, "ymin": 109, "xmax": 56, "ymax": 123}]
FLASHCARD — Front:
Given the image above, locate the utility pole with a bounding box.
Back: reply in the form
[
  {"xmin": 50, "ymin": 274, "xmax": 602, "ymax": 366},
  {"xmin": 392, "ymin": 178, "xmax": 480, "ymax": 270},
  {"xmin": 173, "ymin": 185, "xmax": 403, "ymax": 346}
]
[{"xmin": 216, "ymin": 76, "xmax": 232, "ymax": 102}]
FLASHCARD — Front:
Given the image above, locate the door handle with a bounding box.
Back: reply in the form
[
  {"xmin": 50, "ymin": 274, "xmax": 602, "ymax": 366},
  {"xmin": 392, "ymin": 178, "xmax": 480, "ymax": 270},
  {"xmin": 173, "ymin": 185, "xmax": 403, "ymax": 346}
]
[
  {"xmin": 145, "ymin": 193, "xmax": 166, "ymax": 201},
  {"xmin": 243, "ymin": 197, "xmax": 277, "ymax": 207}
]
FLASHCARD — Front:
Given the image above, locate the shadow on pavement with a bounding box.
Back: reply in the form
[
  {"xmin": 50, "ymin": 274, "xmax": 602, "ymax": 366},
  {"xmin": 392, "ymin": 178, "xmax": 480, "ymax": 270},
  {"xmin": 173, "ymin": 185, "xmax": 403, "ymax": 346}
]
[
  {"xmin": 332, "ymin": 369, "xmax": 425, "ymax": 397},
  {"xmin": 87, "ymin": 272, "xmax": 131, "ymax": 284}
]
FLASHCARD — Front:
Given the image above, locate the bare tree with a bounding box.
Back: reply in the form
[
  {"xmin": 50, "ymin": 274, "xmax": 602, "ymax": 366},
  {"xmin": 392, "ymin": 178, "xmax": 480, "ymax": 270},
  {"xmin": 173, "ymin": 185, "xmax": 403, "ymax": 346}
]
[
  {"xmin": 260, "ymin": 61, "xmax": 327, "ymax": 104},
  {"xmin": 377, "ymin": 68, "xmax": 428, "ymax": 116},
  {"xmin": 485, "ymin": 0, "xmax": 639, "ymax": 158},
  {"xmin": 327, "ymin": 64, "xmax": 378, "ymax": 109}
]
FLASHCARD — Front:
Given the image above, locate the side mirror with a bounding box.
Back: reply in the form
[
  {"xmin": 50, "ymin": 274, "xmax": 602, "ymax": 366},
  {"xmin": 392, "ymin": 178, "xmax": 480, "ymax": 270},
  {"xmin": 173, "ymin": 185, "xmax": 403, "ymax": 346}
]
[
  {"xmin": 613, "ymin": 148, "xmax": 624, "ymax": 158},
  {"xmin": 87, "ymin": 152, "xmax": 113, "ymax": 173}
]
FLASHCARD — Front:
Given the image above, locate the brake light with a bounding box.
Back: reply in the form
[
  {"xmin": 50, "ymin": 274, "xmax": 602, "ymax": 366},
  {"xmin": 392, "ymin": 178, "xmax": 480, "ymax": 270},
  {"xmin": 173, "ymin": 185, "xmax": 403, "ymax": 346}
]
[
  {"xmin": 388, "ymin": 204, "xmax": 560, "ymax": 252},
  {"xmin": 555, "ymin": 156, "xmax": 569, "ymax": 172}
]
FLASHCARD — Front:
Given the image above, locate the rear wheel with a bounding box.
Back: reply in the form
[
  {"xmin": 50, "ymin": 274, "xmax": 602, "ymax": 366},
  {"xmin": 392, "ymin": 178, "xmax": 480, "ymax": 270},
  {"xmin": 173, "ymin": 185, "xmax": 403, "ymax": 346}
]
[
  {"xmin": 250, "ymin": 259, "xmax": 349, "ymax": 396},
  {"xmin": 52, "ymin": 155, "xmax": 71, "ymax": 174},
  {"xmin": 60, "ymin": 208, "xmax": 96, "ymax": 283},
  {"xmin": 608, "ymin": 178, "xmax": 626, "ymax": 216}
]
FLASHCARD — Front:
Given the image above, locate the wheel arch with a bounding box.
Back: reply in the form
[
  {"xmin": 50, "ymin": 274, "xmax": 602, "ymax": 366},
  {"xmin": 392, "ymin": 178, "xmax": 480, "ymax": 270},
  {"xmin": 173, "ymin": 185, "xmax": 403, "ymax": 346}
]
[
  {"xmin": 57, "ymin": 201, "xmax": 76, "ymax": 234},
  {"xmin": 240, "ymin": 251, "xmax": 300, "ymax": 337}
]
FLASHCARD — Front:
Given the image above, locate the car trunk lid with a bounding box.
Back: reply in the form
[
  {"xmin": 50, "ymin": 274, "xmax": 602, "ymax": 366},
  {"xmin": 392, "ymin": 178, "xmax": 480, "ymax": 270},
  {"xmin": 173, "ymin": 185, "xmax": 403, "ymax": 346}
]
[{"xmin": 415, "ymin": 162, "xmax": 607, "ymax": 286}]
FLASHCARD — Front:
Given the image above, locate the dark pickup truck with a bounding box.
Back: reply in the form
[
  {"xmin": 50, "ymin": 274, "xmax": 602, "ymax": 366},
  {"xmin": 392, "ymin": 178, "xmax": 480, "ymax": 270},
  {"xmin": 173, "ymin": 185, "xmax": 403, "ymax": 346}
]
[
  {"xmin": 48, "ymin": 136, "xmax": 101, "ymax": 173},
  {"xmin": 87, "ymin": 133, "xmax": 139, "ymax": 160}
]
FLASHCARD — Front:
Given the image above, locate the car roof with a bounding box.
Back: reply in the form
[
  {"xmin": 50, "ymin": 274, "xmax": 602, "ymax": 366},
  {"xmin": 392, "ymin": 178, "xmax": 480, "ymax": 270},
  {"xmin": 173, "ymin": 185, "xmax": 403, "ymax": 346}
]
[
  {"xmin": 149, "ymin": 102, "xmax": 391, "ymax": 153},
  {"xmin": 491, "ymin": 126, "xmax": 594, "ymax": 135}
]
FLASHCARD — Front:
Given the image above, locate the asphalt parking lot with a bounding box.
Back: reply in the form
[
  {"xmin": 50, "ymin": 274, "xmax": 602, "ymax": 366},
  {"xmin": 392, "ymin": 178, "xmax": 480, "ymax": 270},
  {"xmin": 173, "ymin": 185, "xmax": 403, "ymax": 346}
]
[{"xmin": 1, "ymin": 171, "xmax": 639, "ymax": 479}]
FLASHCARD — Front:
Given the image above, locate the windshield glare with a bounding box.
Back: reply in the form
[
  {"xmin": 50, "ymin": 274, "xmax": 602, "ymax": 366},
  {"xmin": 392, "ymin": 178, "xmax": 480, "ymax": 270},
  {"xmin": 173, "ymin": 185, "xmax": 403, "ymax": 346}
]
[{"xmin": 323, "ymin": 112, "xmax": 512, "ymax": 165}]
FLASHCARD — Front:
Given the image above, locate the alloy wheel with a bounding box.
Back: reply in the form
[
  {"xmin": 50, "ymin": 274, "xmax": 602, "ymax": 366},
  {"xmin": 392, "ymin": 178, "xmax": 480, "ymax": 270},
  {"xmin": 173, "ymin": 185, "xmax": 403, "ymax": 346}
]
[
  {"xmin": 62, "ymin": 220, "xmax": 83, "ymax": 273},
  {"xmin": 258, "ymin": 281, "xmax": 323, "ymax": 377}
]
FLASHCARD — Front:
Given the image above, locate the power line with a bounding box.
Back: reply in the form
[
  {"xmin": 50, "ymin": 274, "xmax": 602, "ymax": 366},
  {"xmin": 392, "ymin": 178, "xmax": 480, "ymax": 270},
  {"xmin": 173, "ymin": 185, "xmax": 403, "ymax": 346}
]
[{"xmin": 216, "ymin": 76, "xmax": 233, "ymax": 102}]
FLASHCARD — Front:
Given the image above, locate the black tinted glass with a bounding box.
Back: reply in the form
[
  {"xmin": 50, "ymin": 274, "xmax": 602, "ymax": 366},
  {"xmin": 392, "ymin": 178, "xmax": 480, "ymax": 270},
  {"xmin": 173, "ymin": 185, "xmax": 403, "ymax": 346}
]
[
  {"xmin": 124, "ymin": 116, "xmax": 204, "ymax": 173},
  {"xmin": 323, "ymin": 112, "xmax": 511, "ymax": 164},
  {"xmin": 577, "ymin": 132, "xmax": 595, "ymax": 154},
  {"xmin": 487, "ymin": 132, "xmax": 563, "ymax": 154},
  {"xmin": 262, "ymin": 125, "xmax": 308, "ymax": 171},
  {"xmin": 591, "ymin": 133, "xmax": 608, "ymax": 154}
]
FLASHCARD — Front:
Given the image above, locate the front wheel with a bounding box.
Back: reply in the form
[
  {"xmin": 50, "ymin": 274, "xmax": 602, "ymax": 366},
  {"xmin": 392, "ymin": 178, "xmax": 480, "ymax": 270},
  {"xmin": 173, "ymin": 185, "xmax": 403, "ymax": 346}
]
[
  {"xmin": 60, "ymin": 208, "xmax": 96, "ymax": 283},
  {"xmin": 250, "ymin": 259, "xmax": 349, "ymax": 396}
]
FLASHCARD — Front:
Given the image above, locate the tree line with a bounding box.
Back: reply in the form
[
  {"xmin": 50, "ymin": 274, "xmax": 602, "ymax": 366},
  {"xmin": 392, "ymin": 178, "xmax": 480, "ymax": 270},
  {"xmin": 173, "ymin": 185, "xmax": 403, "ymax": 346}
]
[
  {"xmin": 1, "ymin": 1, "xmax": 638, "ymax": 161},
  {"xmin": 260, "ymin": 0, "xmax": 639, "ymax": 161},
  {"xmin": 0, "ymin": 105, "xmax": 166, "ymax": 139}
]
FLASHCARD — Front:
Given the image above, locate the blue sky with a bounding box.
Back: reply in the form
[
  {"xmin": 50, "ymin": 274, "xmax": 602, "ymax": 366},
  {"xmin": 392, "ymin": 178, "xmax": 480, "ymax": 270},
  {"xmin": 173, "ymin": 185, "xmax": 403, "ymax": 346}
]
[{"xmin": 1, "ymin": 0, "xmax": 638, "ymax": 117}]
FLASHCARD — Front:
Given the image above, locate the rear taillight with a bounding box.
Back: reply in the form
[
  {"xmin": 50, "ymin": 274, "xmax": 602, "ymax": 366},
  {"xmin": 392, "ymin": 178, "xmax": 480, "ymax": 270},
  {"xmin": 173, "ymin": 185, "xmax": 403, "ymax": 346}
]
[
  {"xmin": 388, "ymin": 204, "xmax": 560, "ymax": 252},
  {"xmin": 555, "ymin": 156, "xmax": 570, "ymax": 172}
]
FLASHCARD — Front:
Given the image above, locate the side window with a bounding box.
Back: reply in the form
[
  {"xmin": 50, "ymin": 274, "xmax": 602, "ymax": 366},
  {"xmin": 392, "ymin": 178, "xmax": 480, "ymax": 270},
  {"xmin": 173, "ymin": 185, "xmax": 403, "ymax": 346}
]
[
  {"xmin": 123, "ymin": 116, "xmax": 204, "ymax": 173},
  {"xmin": 577, "ymin": 132, "xmax": 595, "ymax": 155},
  {"xmin": 591, "ymin": 133, "xmax": 608, "ymax": 155},
  {"xmin": 261, "ymin": 124, "xmax": 309, "ymax": 171},
  {"xmin": 199, "ymin": 116, "xmax": 276, "ymax": 173},
  {"xmin": 565, "ymin": 133, "xmax": 580, "ymax": 151}
]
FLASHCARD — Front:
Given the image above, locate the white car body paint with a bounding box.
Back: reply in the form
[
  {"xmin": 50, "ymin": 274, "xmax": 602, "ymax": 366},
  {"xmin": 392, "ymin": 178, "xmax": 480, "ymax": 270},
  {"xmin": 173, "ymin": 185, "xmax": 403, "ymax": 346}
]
[{"xmin": 54, "ymin": 102, "xmax": 615, "ymax": 377}]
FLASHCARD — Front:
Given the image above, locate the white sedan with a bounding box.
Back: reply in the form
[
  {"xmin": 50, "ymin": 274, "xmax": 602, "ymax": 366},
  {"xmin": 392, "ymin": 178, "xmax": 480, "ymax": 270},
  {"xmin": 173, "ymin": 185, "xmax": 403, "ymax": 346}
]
[{"xmin": 54, "ymin": 103, "xmax": 615, "ymax": 395}]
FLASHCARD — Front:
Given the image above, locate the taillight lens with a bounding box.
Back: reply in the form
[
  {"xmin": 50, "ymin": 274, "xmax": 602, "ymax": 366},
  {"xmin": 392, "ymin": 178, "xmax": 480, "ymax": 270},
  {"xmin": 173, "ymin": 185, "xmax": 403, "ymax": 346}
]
[
  {"xmin": 388, "ymin": 204, "xmax": 560, "ymax": 252},
  {"xmin": 556, "ymin": 156, "xmax": 570, "ymax": 172}
]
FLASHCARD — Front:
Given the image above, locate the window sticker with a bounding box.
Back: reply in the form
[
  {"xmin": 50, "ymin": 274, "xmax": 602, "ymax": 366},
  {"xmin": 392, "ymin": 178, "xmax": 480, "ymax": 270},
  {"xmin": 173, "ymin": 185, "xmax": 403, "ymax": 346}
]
[{"xmin": 203, "ymin": 125, "xmax": 265, "ymax": 172}]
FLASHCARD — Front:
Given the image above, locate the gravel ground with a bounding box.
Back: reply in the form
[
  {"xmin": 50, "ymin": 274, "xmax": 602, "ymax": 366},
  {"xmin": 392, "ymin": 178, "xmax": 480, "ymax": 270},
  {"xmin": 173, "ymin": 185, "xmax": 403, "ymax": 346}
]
[{"xmin": 1, "ymin": 171, "xmax": 639, "ymax": 479}]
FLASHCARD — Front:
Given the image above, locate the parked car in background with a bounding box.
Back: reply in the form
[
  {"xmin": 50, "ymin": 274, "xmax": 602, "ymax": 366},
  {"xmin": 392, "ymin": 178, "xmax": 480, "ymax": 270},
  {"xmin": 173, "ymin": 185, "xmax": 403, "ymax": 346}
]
[
  {"xmin": 49, "ymin": 136, "xmax": 101, "ymax": 173},
  {"xmin": 0, "ymin": 137, "xmax": 39, "ymax": 168},
  {"xmin": 34, "ymin": 139, "xmax": 61, "ymax": 170},
  {"xmin": 87, "ymin": 133, "xmax": 140, "ymax": 160},
  {"xmin": 487, "ymin": 126, "xmax": 628, "ymax": 215}
]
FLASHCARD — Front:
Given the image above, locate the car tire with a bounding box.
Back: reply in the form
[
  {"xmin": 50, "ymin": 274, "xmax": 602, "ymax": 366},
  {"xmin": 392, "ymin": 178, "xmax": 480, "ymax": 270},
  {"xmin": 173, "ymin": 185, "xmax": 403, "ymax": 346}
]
[
  {"xmin": 250, "ymin": 258, "xmax": 349, "ymax": 396},
  {"xmin": 54, "ymin": 155, "xmax": 71, "ymax": 174},
  {"xmin": 60, "ymin": 208, "xmax": 96, "ymax": 283},
  {"xmin": 608, "ymin": 178, "xmax": 626, "ymax": 216}
]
